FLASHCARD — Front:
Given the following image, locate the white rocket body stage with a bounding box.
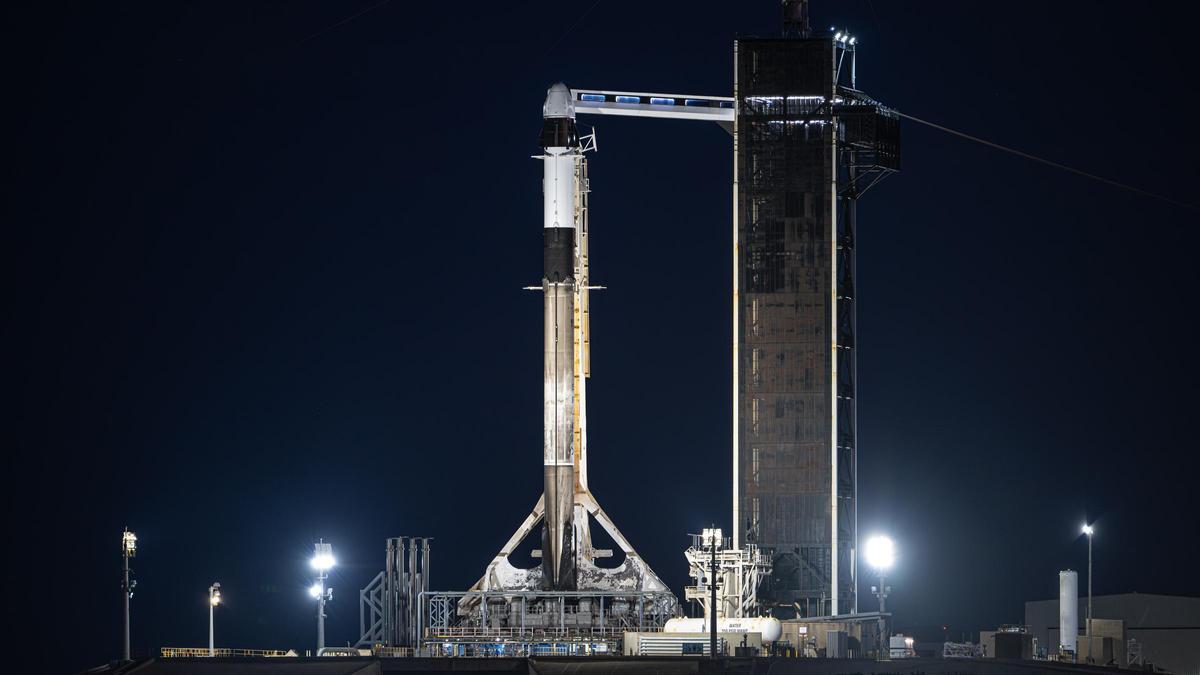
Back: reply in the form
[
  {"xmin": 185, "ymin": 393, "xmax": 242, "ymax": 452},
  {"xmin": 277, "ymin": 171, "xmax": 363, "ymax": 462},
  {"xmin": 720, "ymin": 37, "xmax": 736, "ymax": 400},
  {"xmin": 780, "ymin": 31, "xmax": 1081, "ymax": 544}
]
[
  {"xmin": 540, "ymin": 83, "xmax": 579, "ymax": 589},
  {"xmin": 468, "ymin": 84, "xmax": 672, "ymax": 599}
]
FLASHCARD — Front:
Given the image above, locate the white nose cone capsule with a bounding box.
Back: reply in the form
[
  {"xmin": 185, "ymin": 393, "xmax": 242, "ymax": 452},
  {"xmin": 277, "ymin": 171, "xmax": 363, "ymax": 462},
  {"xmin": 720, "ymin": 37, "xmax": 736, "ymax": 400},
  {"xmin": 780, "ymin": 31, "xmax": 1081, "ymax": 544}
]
[
  {"xmin": 543, "ymin": 82, "xmax": 575, "ymax": 119},
  {"xmin": 540, "ymin": 84, "xmax": 579, "ymax": 231}
]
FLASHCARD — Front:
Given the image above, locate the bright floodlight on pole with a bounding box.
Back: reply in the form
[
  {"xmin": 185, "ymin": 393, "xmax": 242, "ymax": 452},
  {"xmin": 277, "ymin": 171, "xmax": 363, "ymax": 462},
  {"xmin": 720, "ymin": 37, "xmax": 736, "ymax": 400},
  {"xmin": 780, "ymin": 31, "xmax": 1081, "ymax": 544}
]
[
  {"xmin": 121, "ymin": 528, "xmax": 137, "ymax": 661},
  {"xmin": 865, "ymin": 535, "xmax": 895, "ymax": 570},
  {"xmin": 311, "ymin": 541, "xmax": 335, "ymax": 571},
  {"xmin": 208, "ymin": 582, "xmax": 221, "ymax": 656},
  {"xmin": 864, "ymin": 535, "xmax": 895, "ymax": 661},
  {"xmin": 1082, "ymin": 523, "xmax": 1094, "ymax": 638},
  {"xmin": 310, "ymin": 539, "xmax": 334, "ymax": 653}
]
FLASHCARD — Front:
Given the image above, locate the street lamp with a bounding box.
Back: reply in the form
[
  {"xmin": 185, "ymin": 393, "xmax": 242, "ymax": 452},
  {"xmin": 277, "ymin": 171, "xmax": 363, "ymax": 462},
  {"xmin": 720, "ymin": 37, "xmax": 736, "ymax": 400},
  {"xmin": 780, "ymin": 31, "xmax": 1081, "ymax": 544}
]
[
  {"xmin": 864, "ymin": 535, "xmax": 895, "ymax": 660},
  {"xmin": 121, "ymin": 528, "xmax": 137, "ymax": 661},
  {"xmin": 310, "ymin": 540, "xmax": 335, "ymax": 652},
  {"xmin": 1082, "ymin": 523, "xmax": 1094, "ymax": 638},
  {"xmin": 208, "ymin": 583, "xmax": 221, "ymax": 656}
]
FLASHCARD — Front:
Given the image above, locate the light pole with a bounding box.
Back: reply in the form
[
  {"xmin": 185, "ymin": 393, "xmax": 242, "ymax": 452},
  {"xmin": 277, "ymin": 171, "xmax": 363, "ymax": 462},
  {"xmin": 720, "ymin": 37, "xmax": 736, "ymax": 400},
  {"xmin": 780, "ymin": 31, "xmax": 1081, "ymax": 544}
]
[
  {"xmin": 208, "ymin": 583, "xmax": 222, "ymax": 656},
  {"xmin": 708, "ymin": 527, "xmax": 718, "ymax": 658},
  {"xmin": 121, "ymin": 528, "xmax": 137, "ymax": 661},
  {"xmin": 864, "ymin": 535, "xmax": 895, "ymax": 660},
  {"xmin": 1082, "ymin": 524, "xmax": 1094, "ymax": 638},
  {"xmin": 310, "ymin": 540, "xmax": 335, "ymax": 653}
]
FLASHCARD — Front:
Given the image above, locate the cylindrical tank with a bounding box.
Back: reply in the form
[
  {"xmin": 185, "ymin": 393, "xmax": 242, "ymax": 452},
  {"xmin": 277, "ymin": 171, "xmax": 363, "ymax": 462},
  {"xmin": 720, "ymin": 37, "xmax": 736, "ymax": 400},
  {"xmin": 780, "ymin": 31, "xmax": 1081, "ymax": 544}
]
[
  {"xmin": 664, "ymin": 617, "xmax": 783, "ymax": 643},
  {"xmin": 1059, "ymin": 570, "xmax": 1078, "ymax": 654}
]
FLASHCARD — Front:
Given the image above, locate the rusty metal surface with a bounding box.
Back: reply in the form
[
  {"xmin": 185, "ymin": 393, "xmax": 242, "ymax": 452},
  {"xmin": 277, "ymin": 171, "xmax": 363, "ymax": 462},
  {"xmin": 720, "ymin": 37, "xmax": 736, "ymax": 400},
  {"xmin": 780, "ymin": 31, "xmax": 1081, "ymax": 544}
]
[{"xmin": 735, "ymin": 37, "xmax": 840, "ymax": 615}]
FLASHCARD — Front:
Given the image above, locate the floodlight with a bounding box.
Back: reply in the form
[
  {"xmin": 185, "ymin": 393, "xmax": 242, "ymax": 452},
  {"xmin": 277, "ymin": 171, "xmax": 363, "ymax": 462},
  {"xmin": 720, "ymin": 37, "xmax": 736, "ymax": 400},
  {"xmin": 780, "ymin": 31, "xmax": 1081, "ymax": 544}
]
[
  {"xmin": 121, "ymin": 527, "xmax": 137, "ymax": 661},
  {"xmin": 1082, "ymin": 523, "xmax": 1093, "ymax": 536},
  {"xmin": 207, "ymin": 582, "xmax": 222, "ymax": 656},
  {"xmin": 864, "ymin": 535, "xmax": 895, "ymax": 570},
  {"xmin": 849, "ymin": 37, "xmax": 856, "ymax": 45},
  {"xmin": 701, "ymin": 528, "xmax": 724, "ymax": 549},
  {"xmin": 311, "ymin": 541, "xmax": 335, "ymax": 571},
  {"xmin": 309, "ymin": 539, "xmax": 335, "ymax": 651},
  {"xmin": 866, "ymin": 536, "xmax": 896, "ymax": 658},
  {"xmin": 312, "ymin": 538, "xmax": 336, "ymax": 564},
  {"xmin": 835, "ymin": 32, "xmax": 842, "ymax": 40}
]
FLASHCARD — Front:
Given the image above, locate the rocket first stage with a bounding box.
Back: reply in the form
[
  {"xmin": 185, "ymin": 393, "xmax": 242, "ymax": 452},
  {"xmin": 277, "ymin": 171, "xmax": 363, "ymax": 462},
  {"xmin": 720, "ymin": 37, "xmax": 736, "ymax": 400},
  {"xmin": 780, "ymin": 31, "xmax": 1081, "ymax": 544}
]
[
  {"xmin": 466, "ymin": 84, "xmax": 674, "ymax": 599},
  {"xmin": 540, "ymin": 82, "xmax": 578, "ymax": 589}
]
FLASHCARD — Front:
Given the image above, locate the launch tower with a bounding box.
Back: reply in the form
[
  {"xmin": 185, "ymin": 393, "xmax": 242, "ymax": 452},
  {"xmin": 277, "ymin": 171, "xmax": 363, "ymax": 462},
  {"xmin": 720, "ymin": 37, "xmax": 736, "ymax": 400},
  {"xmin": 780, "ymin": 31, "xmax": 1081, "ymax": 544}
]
[{"xmin": 733, "ymin": 3, "xmax": 899, "ymax": 617}]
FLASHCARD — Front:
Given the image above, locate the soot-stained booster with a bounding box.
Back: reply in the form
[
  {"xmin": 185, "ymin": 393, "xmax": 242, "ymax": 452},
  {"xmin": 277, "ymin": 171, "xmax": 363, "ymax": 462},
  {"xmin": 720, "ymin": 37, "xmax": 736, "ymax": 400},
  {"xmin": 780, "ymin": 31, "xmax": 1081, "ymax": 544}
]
[{"xmin": 540, "ymin": 82, "xmax": 579, "ymax": 590}]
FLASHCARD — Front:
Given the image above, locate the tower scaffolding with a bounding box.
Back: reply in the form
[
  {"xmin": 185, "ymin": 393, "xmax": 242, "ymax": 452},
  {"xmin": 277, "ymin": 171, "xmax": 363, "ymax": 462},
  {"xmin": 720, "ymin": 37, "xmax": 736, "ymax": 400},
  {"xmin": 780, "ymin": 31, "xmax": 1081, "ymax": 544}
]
[{"xmin": 684, "ymin": 529, "xmax": 772, "ymax": 620}]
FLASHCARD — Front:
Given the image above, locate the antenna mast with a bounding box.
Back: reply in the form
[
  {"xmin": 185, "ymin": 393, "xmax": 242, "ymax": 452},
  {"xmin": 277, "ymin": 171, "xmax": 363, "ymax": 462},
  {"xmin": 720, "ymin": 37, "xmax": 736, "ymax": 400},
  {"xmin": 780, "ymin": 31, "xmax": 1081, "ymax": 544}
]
[{"xmin": 782, "ymin": 0, "xmax": 811, "ymax": 37}]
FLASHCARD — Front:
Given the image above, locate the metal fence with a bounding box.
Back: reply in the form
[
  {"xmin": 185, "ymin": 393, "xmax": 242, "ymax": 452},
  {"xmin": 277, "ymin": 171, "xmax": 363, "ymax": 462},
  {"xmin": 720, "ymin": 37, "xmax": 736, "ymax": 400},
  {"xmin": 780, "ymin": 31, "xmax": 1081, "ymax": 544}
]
[{"xmin": 160, "ymin": 648, "xmax": 293, "ymax": 658}]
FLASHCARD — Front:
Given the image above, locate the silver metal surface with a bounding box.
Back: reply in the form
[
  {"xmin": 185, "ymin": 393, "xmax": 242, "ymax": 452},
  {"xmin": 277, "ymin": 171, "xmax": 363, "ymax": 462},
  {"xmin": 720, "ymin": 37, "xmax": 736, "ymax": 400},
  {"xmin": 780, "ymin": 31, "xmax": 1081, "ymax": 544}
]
[
  {"xmin": 459, "ymin": 84, "xmax": 678, "ymax": 637},
  {"xmin": 543, "ymin": 279, "xmax": 575, "ymax": 589},
  {"xmin": 356, "ymin": 536, "xmax": 431, "ymax": 648}
]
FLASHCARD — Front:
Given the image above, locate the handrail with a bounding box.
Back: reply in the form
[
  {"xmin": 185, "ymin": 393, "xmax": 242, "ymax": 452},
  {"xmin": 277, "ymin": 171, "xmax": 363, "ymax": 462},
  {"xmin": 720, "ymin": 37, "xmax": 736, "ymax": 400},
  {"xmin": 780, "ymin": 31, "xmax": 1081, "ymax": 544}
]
[
  {"xmin": 160, "ymin": 647, "xmax": 294, "ymax": 658},
  {"xmin": 424, "ymin": 626, "xmax": 661, "ymax": 639},
  {"xmin": 373, "ymin": 647, "xmax": 414, "ymax": 657}
]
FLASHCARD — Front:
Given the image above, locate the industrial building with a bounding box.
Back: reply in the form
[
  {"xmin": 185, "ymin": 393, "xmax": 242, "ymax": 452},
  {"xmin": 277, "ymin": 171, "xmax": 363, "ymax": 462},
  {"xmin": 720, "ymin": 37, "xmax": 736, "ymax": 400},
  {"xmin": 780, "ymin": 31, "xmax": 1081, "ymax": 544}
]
[{"xmin": 1025, "ymin": 592, "xmax": 1200, "ymax": 675}]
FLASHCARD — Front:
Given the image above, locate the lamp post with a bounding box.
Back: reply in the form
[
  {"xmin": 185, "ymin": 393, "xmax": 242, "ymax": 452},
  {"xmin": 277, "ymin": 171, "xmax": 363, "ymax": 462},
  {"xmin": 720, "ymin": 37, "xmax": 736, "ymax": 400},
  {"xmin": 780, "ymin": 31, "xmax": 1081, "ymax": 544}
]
[
  {"xmin": 1082, "ymin": 524, "xmax": 1094, "ymax": 638},
  {"xmin": 707, "ymin": 526, "xmax": 718, "ymax": 658},
  {"xmin": 310, "ymin": 540, "xmax": 335, "ymax": 652},
  {"xmin": 121, "ymin": 528, "xmax": 137, "ymax": 661},
  {"xmin": 208, "ymin": 583, "xmax": 221, "ymax": 656},
  {"xmin": 864, "ymin": 535, "xmax": 895, "ymax": 660}
]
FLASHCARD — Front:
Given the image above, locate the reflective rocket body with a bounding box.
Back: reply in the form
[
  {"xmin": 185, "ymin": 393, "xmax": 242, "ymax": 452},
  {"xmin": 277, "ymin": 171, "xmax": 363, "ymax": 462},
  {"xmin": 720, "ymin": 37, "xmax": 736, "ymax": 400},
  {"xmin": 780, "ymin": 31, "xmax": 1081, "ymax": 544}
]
[
  {"xmin": 466, "ymin": 83, "xmax": 676, "ymax": 609},
  {"xmin": 540, "ymin": 83, "xmax": 578, "ymax": 589}
]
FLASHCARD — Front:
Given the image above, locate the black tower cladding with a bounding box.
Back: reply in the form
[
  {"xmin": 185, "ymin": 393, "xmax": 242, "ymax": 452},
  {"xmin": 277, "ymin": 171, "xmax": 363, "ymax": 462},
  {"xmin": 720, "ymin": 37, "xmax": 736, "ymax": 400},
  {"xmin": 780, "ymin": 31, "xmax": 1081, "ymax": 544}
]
[{"xmin": 732, "ymin": 15, "xmax": 899, "ymax": 617}]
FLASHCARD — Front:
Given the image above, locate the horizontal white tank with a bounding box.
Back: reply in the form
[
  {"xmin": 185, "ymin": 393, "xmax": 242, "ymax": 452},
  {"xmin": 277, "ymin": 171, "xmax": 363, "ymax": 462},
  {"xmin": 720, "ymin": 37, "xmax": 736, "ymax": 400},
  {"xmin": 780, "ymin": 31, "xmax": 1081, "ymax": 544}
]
[{"xmin": 663, "ymin": 617, "xmax": 782, "ymax": 643}]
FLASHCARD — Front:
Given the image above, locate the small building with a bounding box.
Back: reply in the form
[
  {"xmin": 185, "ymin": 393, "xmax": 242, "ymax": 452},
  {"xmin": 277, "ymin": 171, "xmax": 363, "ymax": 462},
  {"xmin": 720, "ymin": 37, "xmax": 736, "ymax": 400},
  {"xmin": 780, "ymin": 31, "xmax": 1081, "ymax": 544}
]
[
  {"xmin": 980, "ymin": 626, "xmax": 1033, "ymax": 660},
  {"xmin": 779, "ymin": 618, "xmax": 866, "ymax": 657},
  {"xmin": 1025, "ymin": 592, "xmax": 1200, "ymax": 674}
]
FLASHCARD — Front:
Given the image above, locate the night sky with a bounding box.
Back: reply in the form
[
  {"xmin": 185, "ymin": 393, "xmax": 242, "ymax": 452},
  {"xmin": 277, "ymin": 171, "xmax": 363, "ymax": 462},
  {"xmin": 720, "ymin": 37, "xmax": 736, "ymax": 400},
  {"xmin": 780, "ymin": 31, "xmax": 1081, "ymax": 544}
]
[{"xmin": 11, "ymin": 1, "xmax": 1200, "ymax": 671}]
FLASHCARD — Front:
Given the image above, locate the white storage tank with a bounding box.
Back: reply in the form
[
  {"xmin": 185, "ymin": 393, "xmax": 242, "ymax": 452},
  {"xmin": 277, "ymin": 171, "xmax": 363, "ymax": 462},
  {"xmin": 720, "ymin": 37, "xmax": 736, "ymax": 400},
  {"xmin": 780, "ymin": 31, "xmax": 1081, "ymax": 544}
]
[
  {"xmin": 1059, "ymin": 570, "xmax": 1078, "ymax": 655},
  {"xmin": 663, "ymin": 617, "xmax": 783, "ymax": 643}
]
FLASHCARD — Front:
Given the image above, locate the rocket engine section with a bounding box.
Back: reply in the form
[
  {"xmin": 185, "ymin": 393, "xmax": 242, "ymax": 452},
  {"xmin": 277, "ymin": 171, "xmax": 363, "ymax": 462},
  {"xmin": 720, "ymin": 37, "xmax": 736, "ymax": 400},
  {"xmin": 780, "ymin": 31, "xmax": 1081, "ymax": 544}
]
[{"xmin": 540, "ymin": 83, "xmax": 579, "ymax": 589}]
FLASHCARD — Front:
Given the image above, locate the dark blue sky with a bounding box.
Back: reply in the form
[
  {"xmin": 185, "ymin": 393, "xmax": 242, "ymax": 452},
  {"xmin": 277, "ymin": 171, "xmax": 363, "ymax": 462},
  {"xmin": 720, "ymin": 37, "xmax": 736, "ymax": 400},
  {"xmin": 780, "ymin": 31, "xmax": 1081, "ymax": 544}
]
[{"xmin": 10, "ymin": 1, "xmax": 1199, "ymax": 671}]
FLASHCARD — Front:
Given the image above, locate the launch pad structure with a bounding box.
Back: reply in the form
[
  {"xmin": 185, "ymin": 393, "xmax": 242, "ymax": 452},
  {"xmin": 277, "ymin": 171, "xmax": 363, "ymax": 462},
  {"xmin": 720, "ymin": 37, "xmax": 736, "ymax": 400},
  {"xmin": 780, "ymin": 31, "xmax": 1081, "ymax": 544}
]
[
  {"xmin": 354, "ymin": 0, "xmax": 902, "ymax": 656},
  {"xmin": 420, "ymin": 84, "xmax": 680, "ymax": 656}
]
